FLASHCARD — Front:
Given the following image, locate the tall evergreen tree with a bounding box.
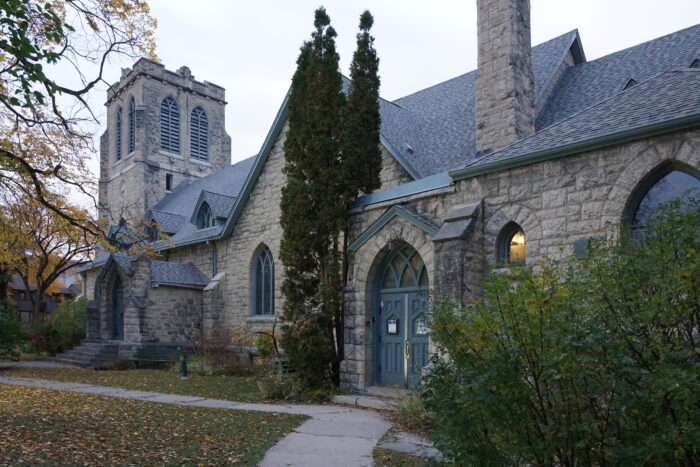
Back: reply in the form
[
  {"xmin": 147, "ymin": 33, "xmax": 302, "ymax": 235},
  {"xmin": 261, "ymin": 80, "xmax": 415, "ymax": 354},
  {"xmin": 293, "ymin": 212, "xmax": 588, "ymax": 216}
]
[
  {"xmin": 280, "ymin": 8, "xmax": 382, "ymax": 388},
  {"xmin": 280, "ymin": 7, "xmax": 346, "ymax": 386},
  {"xmin": 340, "ymin": 11, "xmax": 383, "ymax": 331},
  {"xmin": 344, "ymin": 11, "xmax": 382, "ymax": 198}
]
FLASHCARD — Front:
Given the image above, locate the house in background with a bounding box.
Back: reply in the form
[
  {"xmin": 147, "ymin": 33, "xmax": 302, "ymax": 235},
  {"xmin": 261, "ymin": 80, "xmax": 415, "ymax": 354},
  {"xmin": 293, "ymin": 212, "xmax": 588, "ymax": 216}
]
[{"xmin": 8, "ymin": 272, "xmax": 82, "ymax": 325}]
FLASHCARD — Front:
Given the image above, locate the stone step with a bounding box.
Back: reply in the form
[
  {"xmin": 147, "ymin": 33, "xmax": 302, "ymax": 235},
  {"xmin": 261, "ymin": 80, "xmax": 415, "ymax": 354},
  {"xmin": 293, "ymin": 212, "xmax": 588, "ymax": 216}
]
[
  {"xmin": 363, "ymin": 386, "xmax": 407, "ymax": 399},
  {"xmin": 331, "ymin": 394, "xmax": 398, "ymax": 411}
]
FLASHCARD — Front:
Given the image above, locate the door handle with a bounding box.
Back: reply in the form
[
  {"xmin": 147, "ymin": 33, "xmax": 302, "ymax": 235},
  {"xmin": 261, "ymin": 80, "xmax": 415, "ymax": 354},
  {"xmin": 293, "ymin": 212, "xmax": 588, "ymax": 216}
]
[{"xmin": 405, "ymin": 338, "xmax": 410, "ymax": 359}]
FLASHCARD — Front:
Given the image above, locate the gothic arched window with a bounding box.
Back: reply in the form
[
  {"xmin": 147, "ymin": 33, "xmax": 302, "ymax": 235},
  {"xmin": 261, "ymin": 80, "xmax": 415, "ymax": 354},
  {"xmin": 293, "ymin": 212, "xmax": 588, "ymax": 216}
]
[
  {"xmin": 127, "ymin": 97, "xmax": 135, "ymax": 153},
  {"xmin": 497, "ymin": 222, "xmax": 526, "ymax": 265},
  {"xmin": 190, "ymin": 106, "xmax": 209, "ymax": 160},
  {"xmin": 628, "ymin": 169, "xmax": 700, "ymax": 235},
  {"xmin": 160, "ymin": 96, "xmax": 180, "ymax": 154},
  {"xmin": 252, "ymin": 246, "xmax": 274, "ymax": 316},
  {"xmin": 115, "ymin": 107, "xmax": 122, "ymax": 161},
  {"xmin": 195, "ymin": 202, "xmax": 214, "ymax": 229}
]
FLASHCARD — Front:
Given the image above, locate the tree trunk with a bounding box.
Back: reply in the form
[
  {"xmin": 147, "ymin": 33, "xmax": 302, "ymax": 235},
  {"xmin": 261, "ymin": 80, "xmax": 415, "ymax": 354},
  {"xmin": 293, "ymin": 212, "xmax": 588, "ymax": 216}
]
[{"xmin": 30, "ymin": 291, "xmax": 42, "ymax": 326}]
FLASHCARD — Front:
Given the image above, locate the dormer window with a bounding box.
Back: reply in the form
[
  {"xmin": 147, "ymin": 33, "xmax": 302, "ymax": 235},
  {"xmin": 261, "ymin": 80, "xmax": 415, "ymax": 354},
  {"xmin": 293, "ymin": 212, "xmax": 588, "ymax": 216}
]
[
  {"xmin": 691, "ymin": 59, "xmax": 700, "ymax": 69},
  {"xmin": 195, "ymin": 202, "xmax": 214, "ymax": 229}
]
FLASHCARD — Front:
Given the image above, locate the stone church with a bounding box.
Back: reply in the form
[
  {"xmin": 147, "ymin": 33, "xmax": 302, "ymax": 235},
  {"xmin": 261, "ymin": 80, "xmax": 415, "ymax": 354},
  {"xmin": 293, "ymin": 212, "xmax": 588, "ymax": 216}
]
[{"xmin": 76, "ymin": 0, "xmax": 700, "ymax": 391}]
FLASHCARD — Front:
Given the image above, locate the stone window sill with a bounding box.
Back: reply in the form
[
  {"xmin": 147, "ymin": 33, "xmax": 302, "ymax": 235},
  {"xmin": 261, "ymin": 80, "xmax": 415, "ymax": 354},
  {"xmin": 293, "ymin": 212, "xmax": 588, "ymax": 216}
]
[
  {"xmin": 160, "ymin": 149, "xmax": 182, "ymax": 159},
  {"xmin": 248, "ymin": 315, "xmax": 275, "ymax": 322}
]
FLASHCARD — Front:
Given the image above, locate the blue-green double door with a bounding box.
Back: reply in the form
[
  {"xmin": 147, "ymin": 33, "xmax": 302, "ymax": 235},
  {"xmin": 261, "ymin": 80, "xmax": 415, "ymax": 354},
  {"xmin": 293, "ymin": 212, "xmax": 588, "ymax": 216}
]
[
  {"xmin": 376, "ymin": 246, "xmax": 429, "ymax": 388},
  {"xmin": 112, "ymin": 277, "xmax": 124, "ymax": 340}
]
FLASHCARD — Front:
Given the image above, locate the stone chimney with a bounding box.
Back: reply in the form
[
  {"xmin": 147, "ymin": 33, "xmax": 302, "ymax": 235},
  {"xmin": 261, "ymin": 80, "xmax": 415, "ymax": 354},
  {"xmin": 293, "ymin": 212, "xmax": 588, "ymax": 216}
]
[{"xmin": 475, "ymin": 0, "xmax": 535, "ymax": 153}]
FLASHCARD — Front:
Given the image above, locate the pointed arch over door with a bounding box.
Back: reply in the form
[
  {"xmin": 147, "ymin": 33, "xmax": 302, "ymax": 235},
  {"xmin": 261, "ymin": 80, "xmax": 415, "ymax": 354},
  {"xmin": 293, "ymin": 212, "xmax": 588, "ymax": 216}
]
[{"xmin": 376, "ymin": 244, "xmax": 429, "ymax": 388}]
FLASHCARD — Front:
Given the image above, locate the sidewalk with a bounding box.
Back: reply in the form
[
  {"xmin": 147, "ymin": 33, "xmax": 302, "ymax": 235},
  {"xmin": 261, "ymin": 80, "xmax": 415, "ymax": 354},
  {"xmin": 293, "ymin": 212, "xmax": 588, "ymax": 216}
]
[{"xmin": 0, "ymin": 375, "xmax": 392, "ymax": 466}]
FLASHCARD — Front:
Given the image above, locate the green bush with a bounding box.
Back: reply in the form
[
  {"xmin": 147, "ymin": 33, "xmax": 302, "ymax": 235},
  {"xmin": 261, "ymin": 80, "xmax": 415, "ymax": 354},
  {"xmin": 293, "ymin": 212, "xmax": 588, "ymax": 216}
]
[
  {"xmin": 260, "ymin": 375, "xmax": 338, "ymax": 402},
  {"xmin": 394, "ymin": 391, "xmax": 436, "ymax": 435},
  {"xmin": 0, "ymin": 303, "xmax": 26, "ymax": 361},
  {"xmin": 28, "ymin": 297, "xmax": 86, "ymax": 356},
  {"xmin": 423, "ymin": 199, "xmax": 700, "ymax": 466}
]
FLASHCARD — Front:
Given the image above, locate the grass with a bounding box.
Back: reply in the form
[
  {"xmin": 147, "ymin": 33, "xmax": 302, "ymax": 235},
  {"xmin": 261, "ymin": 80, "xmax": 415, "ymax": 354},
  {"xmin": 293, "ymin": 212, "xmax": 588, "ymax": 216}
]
[
  {"xmin": 373, "ymin": 448, "xmax": 435, "ymax": 466},
  {"xmin": 0, "ymin": 366, "xmax": 266, "ymax": 402},
  {"xmin": 0, "ymin": 383, "xmax": 307, "ymax": 465}
]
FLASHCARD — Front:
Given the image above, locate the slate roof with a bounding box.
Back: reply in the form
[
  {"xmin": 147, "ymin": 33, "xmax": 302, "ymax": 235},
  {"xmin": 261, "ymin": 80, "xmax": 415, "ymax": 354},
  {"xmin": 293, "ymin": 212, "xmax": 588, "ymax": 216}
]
[
  {"xmin": 112, "ymin": 253, "xmax": 135, "ymax": 275},
  {"xmin": 467, "ymin": 69, "xmax": 700, "ymax": 170},
  {"xmin": 149, "ymin": 155, "xmax": 256, "ymax": 244},
  {"xmin": 196, "ymin": 191, "xmax": 237, "ymax": 220},
  {"xmin": 537, "ymin": 24, "xmax": 700, "ymax": 129},
  {"xmin": 150, "ymin": 261, "xmax": 210, "ymax": 289},
  {"xmin": 386, "ymin": 30, "xmax": 583, "ymax": 177},
  {"xmin": 151, "ymin": 210, "xmax": 186, "ymax": 234},
  {"xmin": 386, "ymin": 24, "xmax": 700, "ymax": 178}
]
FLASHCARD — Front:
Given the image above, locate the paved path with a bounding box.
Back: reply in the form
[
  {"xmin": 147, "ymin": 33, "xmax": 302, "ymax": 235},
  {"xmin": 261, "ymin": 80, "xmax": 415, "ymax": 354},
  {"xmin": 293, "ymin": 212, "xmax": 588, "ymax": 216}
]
[{"xmin": 0, "ymin": 375, "xmax": 392, "ymax": 466}]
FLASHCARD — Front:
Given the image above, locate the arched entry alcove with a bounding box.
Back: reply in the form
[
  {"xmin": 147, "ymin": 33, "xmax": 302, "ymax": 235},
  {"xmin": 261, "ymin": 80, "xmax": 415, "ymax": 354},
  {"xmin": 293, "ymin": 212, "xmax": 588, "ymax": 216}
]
[
  {"xmin": 375, "ymin": 244, "xmax": 429, "ymax": 388},
  {"xmin": 111, "ymin": 276, "xmax": 124, "ymax": 340}
]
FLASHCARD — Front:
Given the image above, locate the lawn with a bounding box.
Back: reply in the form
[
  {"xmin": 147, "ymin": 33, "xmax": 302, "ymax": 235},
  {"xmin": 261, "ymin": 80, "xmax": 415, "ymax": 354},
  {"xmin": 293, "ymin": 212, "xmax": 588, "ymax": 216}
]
[
  {"xmin": 373, "ymin": 448, "xmax": 435, "ymax": 466},
  {"xmin": 0, "ymin": 384, "xmax": 307, "ymax": 465},
  {"xmin": 0, "ymin": 366, "xmax": 265, "ymax": 402}
]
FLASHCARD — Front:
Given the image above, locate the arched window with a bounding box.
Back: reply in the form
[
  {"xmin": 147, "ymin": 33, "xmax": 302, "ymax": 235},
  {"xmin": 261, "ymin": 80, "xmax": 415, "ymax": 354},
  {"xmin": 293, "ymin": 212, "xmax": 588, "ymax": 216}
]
[
  {"xmin": 628, "ymin": 169, "xmax": 700, "ymax": 234},
  {"xmin": 195, "ymin": 202, "xmax": 214, "ymax": 229},
  {"xmin": 115, "ymin": 107, "xmax": 122, "ymax": 161},
  {"xmin": 160, "ymin": 96, "xmax": 180, "ymax": 154},
  {"xmin": 252, "ymin": 246, "xmax": 274, "ymax": 316},
  {"xmin": 381, "ymin": 245, "xmax": 429, "ymax": 290},
  {"xmin": 190, "ymin": 106, "xmax": 208, "ymax": 160},
  {"xmin": 127, "ymin": 97, "xmax": 135, "ymax": 153},
  {"xmin": 497, "ymin": 222, "xmax": 526, "ymax": 265}
]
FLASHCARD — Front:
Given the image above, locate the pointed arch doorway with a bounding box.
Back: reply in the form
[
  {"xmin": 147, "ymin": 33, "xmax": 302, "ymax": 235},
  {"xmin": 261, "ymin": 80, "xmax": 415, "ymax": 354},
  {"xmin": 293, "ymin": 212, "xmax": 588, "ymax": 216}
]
[
  {"xmin": 375, "ymin": 244, "xmax": 429, "ymax": 388},
  {"xmin": 112, "ymin": 277, "xmax": 124, "ymax": 340}
]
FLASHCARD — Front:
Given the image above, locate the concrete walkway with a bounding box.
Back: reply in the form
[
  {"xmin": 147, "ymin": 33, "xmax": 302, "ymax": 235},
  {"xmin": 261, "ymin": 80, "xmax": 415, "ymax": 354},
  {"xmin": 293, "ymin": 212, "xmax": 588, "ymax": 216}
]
[{"xmin": 0, "ymin": 375, "xmax": 391, "ymax": 466}]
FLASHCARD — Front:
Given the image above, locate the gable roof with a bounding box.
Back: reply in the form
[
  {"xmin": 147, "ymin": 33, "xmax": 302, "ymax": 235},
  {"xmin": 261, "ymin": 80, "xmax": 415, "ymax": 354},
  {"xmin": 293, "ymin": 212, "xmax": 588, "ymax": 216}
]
[
  {"xmin": 452, "ymin": 69, "xmax": 700, "ymax": 179},
  {"xmin": 386, "ymin": 30, "xmax": 583, "ymax": 178},
  {"xmin": 150, "ymin": 155, "xmax": 255, "ymax": 246},
  {"xmin": 150, "ymin": 260, "xmax": 210, "ymax": 289},
  {"xmin": 349, "ymin": 205, "xmax": 439, "ymax": 252},
  {"xmin": 536, "ymin": 24, "xmax": 700, "ymax": 130}
]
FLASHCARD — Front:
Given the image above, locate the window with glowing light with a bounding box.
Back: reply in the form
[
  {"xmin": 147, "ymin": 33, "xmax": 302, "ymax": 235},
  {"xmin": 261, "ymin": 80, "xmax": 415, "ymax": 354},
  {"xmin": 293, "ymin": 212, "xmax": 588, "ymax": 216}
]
[{"xmin": 498, "ymin": 222, "xmax": 526, "ymax": 265}]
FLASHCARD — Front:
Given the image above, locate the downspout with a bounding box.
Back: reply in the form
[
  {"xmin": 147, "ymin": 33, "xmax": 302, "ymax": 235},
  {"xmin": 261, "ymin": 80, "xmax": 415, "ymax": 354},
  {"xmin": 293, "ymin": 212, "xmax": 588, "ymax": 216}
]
[{"xmin": 207, "ymin": 240, "xmax": 217, "ymax": 276}]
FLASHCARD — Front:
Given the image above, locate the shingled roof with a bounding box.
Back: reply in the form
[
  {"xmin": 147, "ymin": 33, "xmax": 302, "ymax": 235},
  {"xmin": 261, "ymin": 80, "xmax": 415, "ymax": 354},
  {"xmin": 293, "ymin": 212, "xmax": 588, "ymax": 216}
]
[
  {"xmin": 149, "ymin": 154, "xmax": 255, "ymax": 244},
  {"xmin": 386, "ymin": 24, "xmax": 700, "ymax": 178},
  {"xmin": 460, "ymin": 69, "xmax": 700, "ymax": 174},
  {"xmin": 537, "ymin": 24, "xmax": 700, "ymax": 130},
  {"xmin": 150, "ymin": 261, "xmax": 210, "ymax": 289}
]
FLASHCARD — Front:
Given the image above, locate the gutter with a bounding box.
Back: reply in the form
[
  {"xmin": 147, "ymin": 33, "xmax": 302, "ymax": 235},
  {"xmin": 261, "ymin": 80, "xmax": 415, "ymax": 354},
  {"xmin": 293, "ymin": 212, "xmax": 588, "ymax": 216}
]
[{"xmin": 450, "ymin": 113, "xmax": 700, "ymax": 181}]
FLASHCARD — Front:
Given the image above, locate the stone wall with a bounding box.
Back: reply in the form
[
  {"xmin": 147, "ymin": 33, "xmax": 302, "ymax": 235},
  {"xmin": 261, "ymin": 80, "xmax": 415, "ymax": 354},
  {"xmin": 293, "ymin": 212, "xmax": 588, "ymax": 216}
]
[
  {"xmin": 89, "ymin": 255, "xmax": 203, "ymax": 344},
  {"xmin": 379, "ymin": 145, "xmax": 414, "ymax": 188},
  {"xmin": 163, "ymin": 124, "xmax": 412, "ymax": 334},
  {"xmin": 99, "ymin": 59, "xmax": 231, "ymax": 225},
  {"xmin": 340, "ymin": 127, "xmax": 700, "ymax": 390}
]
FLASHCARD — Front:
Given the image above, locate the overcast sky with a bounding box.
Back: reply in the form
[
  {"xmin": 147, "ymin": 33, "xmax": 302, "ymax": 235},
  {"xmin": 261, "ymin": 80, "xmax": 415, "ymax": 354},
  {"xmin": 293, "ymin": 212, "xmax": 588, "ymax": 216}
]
[{"xmin": 93, "ymin": 0, "xmax": 700, "ymax": 166}]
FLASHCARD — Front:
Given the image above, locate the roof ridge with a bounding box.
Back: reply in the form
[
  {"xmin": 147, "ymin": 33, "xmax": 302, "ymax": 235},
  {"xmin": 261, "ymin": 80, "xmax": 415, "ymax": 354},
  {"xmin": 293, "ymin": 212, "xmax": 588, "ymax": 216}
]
[
  {"xmin": 469, "ymin": 68, "xmax": 685, "ymax": 168},
  {"xmin": 393, "ymin": 29, "xmax": 578, "ymax": 104},
  {"xmin": 580, "ymin": 22, "xmax": 700, "ymax": 66}
]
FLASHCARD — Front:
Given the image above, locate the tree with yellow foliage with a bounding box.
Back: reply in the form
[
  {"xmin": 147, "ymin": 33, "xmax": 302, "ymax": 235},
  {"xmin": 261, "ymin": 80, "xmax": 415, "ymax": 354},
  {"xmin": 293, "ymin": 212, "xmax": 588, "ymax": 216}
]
[
  {"xmin": 0, "ymin": 0, "xmax": 158, "ymax": 236},
  {"xmin": 0, "ymin": 193, "xmax": 96, "ymax": 324}
]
